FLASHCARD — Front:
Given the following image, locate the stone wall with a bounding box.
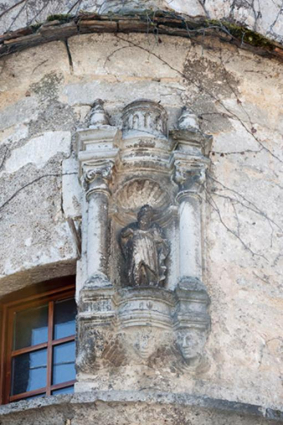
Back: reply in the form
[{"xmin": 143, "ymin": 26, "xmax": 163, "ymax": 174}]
[{"xmin": 0, "ymin": 28, "xmax": 283, "ymax": 420}]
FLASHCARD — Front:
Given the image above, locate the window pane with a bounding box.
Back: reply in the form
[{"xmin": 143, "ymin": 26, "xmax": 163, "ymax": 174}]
[
  {"xmin": 13, "ymin": 304, "xmax": 48, "ymax": 350},
  {"xmin": 52, "ymin": 341, "xmax": 76, "ymax": 385},
  {"xmin": 11, "ymin": 349, "xmax": 47, "ymax": 395},
  {"xmin": 54, "ymin": 298, "xmax": 76, "ymax": 340},
  {"xmin": 52, "ymin": 386, "xmax": 74, "ymax": 395}
]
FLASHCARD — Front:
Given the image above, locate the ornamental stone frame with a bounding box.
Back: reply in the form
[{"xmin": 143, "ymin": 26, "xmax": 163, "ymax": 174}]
[{"xmin": 76, "ymin": 99, "xmax": 212, "ymax": 390}]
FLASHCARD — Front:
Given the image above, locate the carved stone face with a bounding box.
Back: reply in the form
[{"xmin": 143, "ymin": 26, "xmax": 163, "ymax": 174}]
[
  {"xmin": 137, "ymin": 205, "xmax": 153, "ymax": 230},
  {"xmin": 177, "ymin": 328, "xmax": 206, "ymax": 361},
  {"xmin": 124, "ymin": 328, "xmax": 158, "ymax": 360}
]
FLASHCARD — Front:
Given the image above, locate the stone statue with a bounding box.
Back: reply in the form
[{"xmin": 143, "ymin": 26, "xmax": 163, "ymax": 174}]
[{"xmin": 120, "ymin": 205, "xmax": 169, "ymax": 287}]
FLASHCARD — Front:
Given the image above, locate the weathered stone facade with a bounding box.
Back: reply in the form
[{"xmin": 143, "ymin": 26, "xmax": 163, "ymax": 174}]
[{"xmin": 0, "ymin": 1, "xmax": 283, "ymax": 423}]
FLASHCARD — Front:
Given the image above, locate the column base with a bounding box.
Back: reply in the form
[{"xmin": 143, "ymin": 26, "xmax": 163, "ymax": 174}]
[
  {"xmin": 178, "ymin": 276, "xmax": 207, "ymax": 292},
  {"xmin": 84, "ymin": 273, "xmax": 112, "ymax": 289}
]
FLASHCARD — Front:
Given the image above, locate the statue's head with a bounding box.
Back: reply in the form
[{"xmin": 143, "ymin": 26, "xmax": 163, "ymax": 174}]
[
  {"xmin": 137, "ymin": 205, "xmax": 154, "ymax": 230},
  {"xmin": 177, "ymin": 328, "xmax": 206, "ymax": 361}
]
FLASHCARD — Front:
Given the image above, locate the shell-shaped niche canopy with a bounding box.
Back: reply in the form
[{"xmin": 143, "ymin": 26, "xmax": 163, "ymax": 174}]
[
  {"xmin": 116, "ymin": 178, "xmax": 170, "ymax": 213},
  {"xmin": 122, "ymin": 99, "xmax": 168, "ymax": 139}
]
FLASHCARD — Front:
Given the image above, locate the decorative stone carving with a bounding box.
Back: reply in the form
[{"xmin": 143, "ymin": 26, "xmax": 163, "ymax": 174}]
[
  {"xmin": 174, "ymin": 165, "xmax": 206, "ymax": 193},
  {"xmin": 115, "ymin": 178, "xmax": 171, "ymax": 213},
  {"xmin": 177, "ymin": 106, "xmax": 200, "ymax": 131},
  {"xmin": 174, "ymin": 281, "xmax": 210, "ymax": 366},
  {"xmin": 81, "ymin": 159, "xmax": 115, "ymax": 288},
  {"xmin": 76, "ymin": 322, "xmax": 102, "ymax": 373},
  {"xmin": 120, "ymin": 205, "xmax": 169, "ymax": 287},
  {"xmin": 85, "ymin": 165, "xmax": 113, "ymax": 184},
  {"xmin": 83, "ymin": 160, "xmax": 114, "ymax": 198},
  {"xmin": 114, "ymin": 287, "xmax": 175, "ymax": 364},
  {"xmin": 116, "ymin": 100, "xmax": 175, "ymax": 174},
  {"xmin": 122, "ymin": 99, "xmax": 168, "ymax": 138},
  {"xmin": 171, "ymin": 107, "xmax": 212, "ymax": 285},
  {"xmin": 171, "ymin": 108, "xmax": 213, "ymax": 157},
  {"xmin": 77, "ymin": 103, "xmax": 119, "ymax": 292},
  {"xmin": 89, "ymin": 99, "xmax": 110, "ymax": 128},
  {"xmin": 75, "ymin": 100, "xmax": 213, "ymax": 390},
  {"xmin": 176, "ymin": 328, "xmax": 207, "ymax": 361}
]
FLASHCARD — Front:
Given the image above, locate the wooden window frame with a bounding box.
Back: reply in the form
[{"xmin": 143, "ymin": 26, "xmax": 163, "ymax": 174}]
[{"xmin": 0, "ymin": 276, "xmax": 76, "ymax": 405}]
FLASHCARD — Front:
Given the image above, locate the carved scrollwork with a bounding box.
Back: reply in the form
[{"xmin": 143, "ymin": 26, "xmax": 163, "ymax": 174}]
[
  {"xmin": 85, "ymin": 165, "xmax": 113, "ymax": 184},
  {"xmin": 174, "ymin": 165, "xmax": 206, "ymax": 193},
  {"xmin": 82, "ymin": 161, "xmax": 115, "ymax": 197}
]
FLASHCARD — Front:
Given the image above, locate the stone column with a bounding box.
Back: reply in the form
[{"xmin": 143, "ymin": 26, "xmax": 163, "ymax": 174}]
[
  {"xmin": 171, "ymin": 107, "xmax": 212, "ymax": 287},
  {"xmin": 76, "ymin": 100, "xmax": 120, "ymax": 292},
  {"xmin": 175, "ymin": 166, "xmax": 206, "ymax": 284},
  {"xmin": 83, "ymin": 162, "xmax": 114, "ymax": 286},
  {"xmin": 76, "ymin": 101, "xmax": 118, "ymax": 382},
  {"xmin": 173, "ymin": 164, "xmax": 211, "ymax": 367},
  {"xmin": 76, "ymin": 163, "xmax": 116, "ymax": 382},
  {"xmin": 171, "ymin": 107, "xmax": 212, "ymax": 366}
]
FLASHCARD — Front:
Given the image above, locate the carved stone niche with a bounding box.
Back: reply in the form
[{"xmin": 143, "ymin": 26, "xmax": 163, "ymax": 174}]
[
  {"xmin": 76, "ymin": 100, "xmax": 212, "ymax": 387},
  {"xmin": 119, "ymin": 205, "xmax": 170, "ymax": 288}
]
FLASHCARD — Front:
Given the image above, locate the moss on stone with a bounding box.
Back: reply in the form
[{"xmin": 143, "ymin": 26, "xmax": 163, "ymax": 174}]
[
  {"xmin": 46, "ymin": 14, "xmax": 73, "ymax": 23},
  {"xmin": 204, "ymin": 19, "xmax": 274, "ymax": 50},
  {"xmin": 30, "ymin": 23, "xmax": 42, "ymax": 32},
  {"xmin": 44, "ymin": 12, "xmax": 274, "ymax": 50}
]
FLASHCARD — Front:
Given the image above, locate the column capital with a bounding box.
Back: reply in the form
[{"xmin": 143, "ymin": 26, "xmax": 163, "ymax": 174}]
[
  {"xmin": 174, "ymin": 154, "xmax": 209, "ymax": 199},
  {"xmin": 82, "ymin": 159, "xmax": 115, "ymax": 199}
]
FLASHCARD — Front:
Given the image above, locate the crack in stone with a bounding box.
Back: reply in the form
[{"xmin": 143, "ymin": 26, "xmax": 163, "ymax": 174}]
[{"xmin": 0, "ymin": 172, "xmax": 77, "ymax": 212}]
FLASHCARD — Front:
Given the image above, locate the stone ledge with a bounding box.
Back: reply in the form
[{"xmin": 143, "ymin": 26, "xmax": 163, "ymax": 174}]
[
  {"xmin": 0, "ymin": 391, "xmax": 282, "ymax": 423},
  {"xmin": 1, "ymin": 12, "xmax": 283, "ymax": 61}
]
